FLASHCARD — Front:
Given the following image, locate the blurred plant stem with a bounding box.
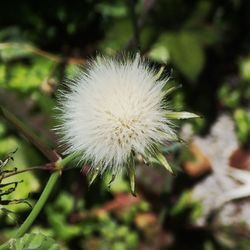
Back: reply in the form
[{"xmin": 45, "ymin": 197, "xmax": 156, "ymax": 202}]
[
  {"xmin": 0, "ymin": 152, "xmax": 79, "ymax": 250},
  {"xmin": 0, "ymin": 42, "xmax": 85, "ymax": 64},
  {"xmin": 126, "ymin": 0, "xmax": 140, "ymax": 51},
  {"xmin": 0, "ymin": 106, "xmax": 59, "ymax": 162}
]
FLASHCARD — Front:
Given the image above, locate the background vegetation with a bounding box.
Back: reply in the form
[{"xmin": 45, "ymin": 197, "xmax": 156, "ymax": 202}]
[{"xmin": 0, "ymin": 0, "xmax": 250, "ymax": 249}]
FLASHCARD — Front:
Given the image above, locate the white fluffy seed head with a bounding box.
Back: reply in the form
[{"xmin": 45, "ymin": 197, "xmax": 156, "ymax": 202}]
[{"xmin": 57, "ymin": 55, "xmax": 177, "ymax": 175}]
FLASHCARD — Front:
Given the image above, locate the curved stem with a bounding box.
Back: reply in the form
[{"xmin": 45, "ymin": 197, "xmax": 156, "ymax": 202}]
[{"xmin": 0, "ymin": 153, "xmax": 80, "ymax": 250}]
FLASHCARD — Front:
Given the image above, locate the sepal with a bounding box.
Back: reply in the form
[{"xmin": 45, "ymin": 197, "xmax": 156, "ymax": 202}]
[
  {"xmin": 165, "ymin": 111, "xmax": 199, "ymax": 120},
  {"xmin": 127, "ymin": 156, "xmax": 136, "ymax": 196}
]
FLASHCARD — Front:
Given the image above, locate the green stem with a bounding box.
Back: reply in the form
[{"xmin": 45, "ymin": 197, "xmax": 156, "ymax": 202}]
[
  {"xmin": 15, "ymin": 172, "xmax": 59, "ymax": 238},
  {"xmin": 0, "ymin": 153, "xmax": 80, "ymax": 250}
]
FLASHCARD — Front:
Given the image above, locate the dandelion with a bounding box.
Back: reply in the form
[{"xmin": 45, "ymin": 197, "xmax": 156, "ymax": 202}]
[{"xmin": 56, "ymin": 54, "xmax": 198, "ymax": 194}]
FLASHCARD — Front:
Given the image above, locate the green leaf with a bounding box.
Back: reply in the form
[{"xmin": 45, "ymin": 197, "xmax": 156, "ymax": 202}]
[
  {"xmin": 234, "ymin": 109, "xmax": 250, "ymax": 145},
  {"xmin": 240, "ymin": 57, "xmax": 250, "ymax": 81},
  {"xmin": 96, "ymin": 3, "xmax": 127, "ymax": 18},
  {"xmin": 46, "ymin": 192, "xmax": 82, "ymax": 240},
  {"xmin": 148, "ymin": 45, "xmax": 170, "ymax": 63},
  {"xmin": 165, "ymin": 111, "xmax": 200, "ymax": 120},
  {"xmin": 7, "ymin": 58, "xmax": 54, "ymax": 91},
  {"xmin": 156, "ymin": 31, "xmax": 205, "ymax": 81},
  {"xmin": 171, "ymin": 191, "xmax": 192, "ymax": 216},
  {"xmin": 0, "ymin": 43, "xmax": 32, "ymax": 61},
  {"xmin": 0, "ymin": 53, "xmax": 54, "ymax": 91},
  {"xmin": 9, "ymin": 233, "xmax": 59, "ymax": 250},
  {"xmin": 98, "ymin": 19, "xmax": 132, "ymax": 54},
  {"xmin": 171, "ymin": 191, "xmax": 203, "ymax": 221}
]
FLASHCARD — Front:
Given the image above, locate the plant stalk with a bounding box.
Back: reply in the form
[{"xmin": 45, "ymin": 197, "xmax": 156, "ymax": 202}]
[{"xmin": 0, "ymin": 153, "xmax": 79, "ymax": 250}]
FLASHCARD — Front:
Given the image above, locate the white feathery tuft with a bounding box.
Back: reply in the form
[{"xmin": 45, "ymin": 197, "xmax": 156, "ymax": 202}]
[{"xmin": 56, "ymin": 55, "xmax": 177, "ymax": 175}]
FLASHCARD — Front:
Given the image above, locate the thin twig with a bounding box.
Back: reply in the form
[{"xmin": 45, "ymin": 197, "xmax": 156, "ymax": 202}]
[
  {"xmin": 0, "ymin": 42, "xmax": 85, "ymax": 64},
  {"xmin": 2, "ymin": 163, "xmax": 56, "ymax": 180},
  {"xmin": 126, "ymin": 0, "xmax": 140, "ymax": 51}
]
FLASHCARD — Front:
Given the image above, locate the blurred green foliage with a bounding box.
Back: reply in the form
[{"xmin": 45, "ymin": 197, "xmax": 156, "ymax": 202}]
[
  {"xmin": 0, "ymin": 0, "xmax": 250, "ymax": 249},
  {"xmin": 10, "ymin": 233, "xmax": 59, "ymax": 250}
]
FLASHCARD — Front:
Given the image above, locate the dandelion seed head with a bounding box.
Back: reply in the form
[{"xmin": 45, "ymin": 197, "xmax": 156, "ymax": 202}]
[{"xmin": 57, "ymin": 55, "xmax": 176, "ymax": 175}]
